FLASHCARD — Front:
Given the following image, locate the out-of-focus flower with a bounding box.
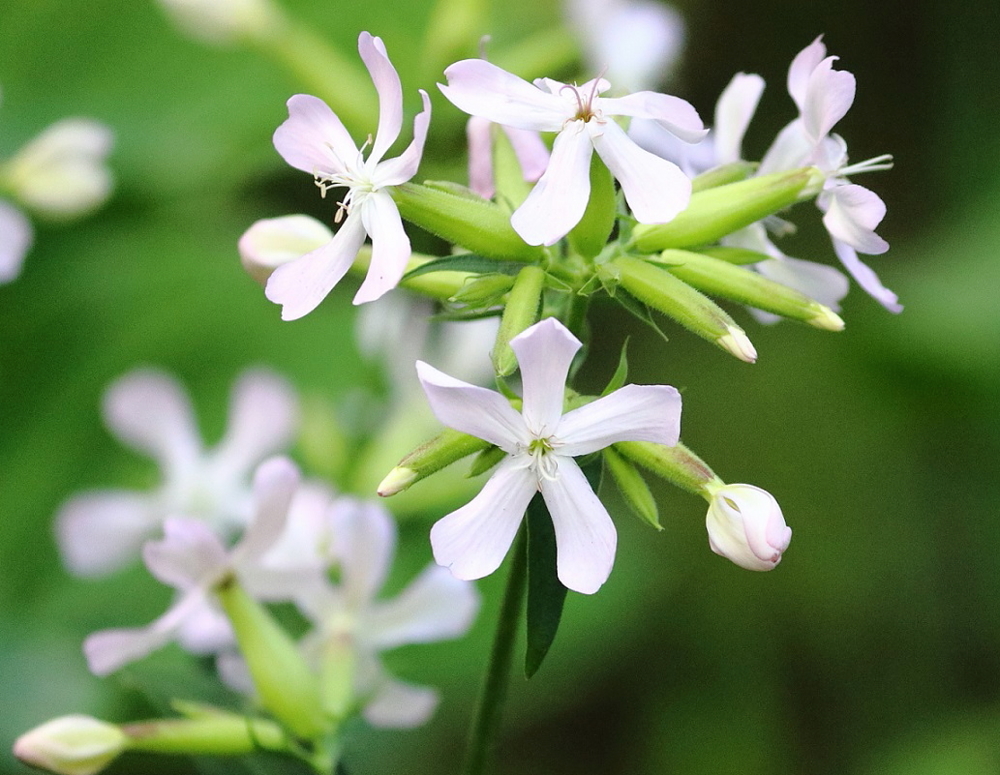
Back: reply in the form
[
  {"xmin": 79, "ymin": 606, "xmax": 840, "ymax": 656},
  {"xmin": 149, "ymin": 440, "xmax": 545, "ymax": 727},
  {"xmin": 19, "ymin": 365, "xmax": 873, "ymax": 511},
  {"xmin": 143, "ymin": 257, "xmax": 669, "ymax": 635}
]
[
  {"xmin": 266, "ymin": 32, "xmax": 430, "ymax": 318},
  {"xmin": 465, "ymin": 115, "xmax": 549, "ymax": 200},
  {"xmin": 440, "ymin": 60, "xmax": 705, "ymax": 246},
  {"xmin": 704, "ymin": 483, "xmax": 791, "ymax": 571},
  {"xmin": 418, "ymin": 317, "xmax": 682, "ymax": 594},
  {"xmin": 566, "ymin": 0, "xmax": 686, "ymax": 93},
  {"xmin": 14, "ymin": 715, "xmax": 128, "ymax": 775},
  {"xmin": 55, "ymin": 368, "xmax": 298, "ymax": 577},
  {"xmin": 154, "ymin": 0, "xmax": 284, "ymax": 44},
  {"xmin": 83, "ymin": 457, "xmax": 303, "ymax": 676},
  {"xmin": 0, "ymin": 88, "xmax": 113, "ymax": 284}
]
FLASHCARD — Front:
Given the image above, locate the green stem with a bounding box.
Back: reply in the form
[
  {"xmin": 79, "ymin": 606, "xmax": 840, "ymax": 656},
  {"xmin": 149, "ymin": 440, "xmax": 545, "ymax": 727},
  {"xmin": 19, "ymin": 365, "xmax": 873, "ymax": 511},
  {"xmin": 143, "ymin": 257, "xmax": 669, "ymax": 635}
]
[{"xmin": 462, "ymin": 527, "xmax": 528, "ymax": 775}]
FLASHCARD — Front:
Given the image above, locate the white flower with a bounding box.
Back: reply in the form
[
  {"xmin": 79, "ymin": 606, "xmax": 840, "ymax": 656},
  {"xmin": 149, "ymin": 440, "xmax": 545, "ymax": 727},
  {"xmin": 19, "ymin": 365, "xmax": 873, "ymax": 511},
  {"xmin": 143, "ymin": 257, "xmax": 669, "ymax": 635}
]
[
  {"xmin": 83, "ymin": 457, "xmax": 302, "ymax": 676},
  {"xmin": 465, "ymin": 115, "xmax": 550, "ymax": 200},
  {"xmin": 705, "ymin": 483, "xmax": 791, "ymax": 571},
  {"xmin": 266, "ymin": 32, "xmax": 431, "ymax": 319},
  {"xmin": 154, "ymin": 0, "xmax": 283, "ymax": 44},
  {"xmin": 440, "ymin": 60, "xmax": 705, "ymax": 246},
  {"xmin": 14, "ymin": 715, "xmax": 128, "ymax": 775},
  {"xmin": 222, "ymin": 497, "xmax": 479, "ymax": 728},
  {"xmin": 418, "ymin": 318, "xmax": 682, "ymax": 594},
  {"xmin": 55, "ymin": 368, "xmax": 298, "ymax": 577},
  {"xmin": 0, "ymin": 199, "xmax": 32, "ymax": 284}
]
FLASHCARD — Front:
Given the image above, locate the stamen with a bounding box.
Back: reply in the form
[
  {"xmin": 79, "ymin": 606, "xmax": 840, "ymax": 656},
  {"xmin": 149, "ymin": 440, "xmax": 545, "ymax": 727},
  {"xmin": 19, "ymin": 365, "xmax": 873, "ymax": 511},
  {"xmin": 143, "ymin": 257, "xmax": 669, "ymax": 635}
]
[{"xmin": 840, "ymin": 153, "xmax": 894, "ymax": 177}]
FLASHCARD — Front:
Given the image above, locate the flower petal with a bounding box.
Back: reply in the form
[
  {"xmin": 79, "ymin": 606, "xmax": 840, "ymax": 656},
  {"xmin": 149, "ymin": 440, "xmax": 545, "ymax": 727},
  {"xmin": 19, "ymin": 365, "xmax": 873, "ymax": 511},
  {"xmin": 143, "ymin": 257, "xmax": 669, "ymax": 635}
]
[
  {"xmin": 143, "ymin": 518, "xmax": 228, "ymax": 590},
  {"xmin": 0, "ymin": 200, "xmax": 33, "ymax": 283},
  {"xmin": 832, "ymin": 238, "xmax": 902, "ymax": 313},
  {"xmin": 272, "ymin": 94, "xmax": 357, "ymax": 177},
  {"xmin": 758, "ymin": 119, "xmax": 812, "ymax": 175},
  {"xmin": 510, "ymin": 120, "xmax": 594, "ymax": 246},
  {"xmin": 102, "ymin": 369, "xmax": 201, "ymax": 476},
  {"xmin": 787, "ymin": 36, "xmax": 826, "ymax": 111},
  {"xmin": 600, "ymin": 91, "xmax": 706, "ymax": 143},
  {"xmin": 416, "ymin": 361, "xmax": 527, "ymax": 451},
  {"xmin": 505, "ymin": 125, "xmax": 550, "ymax": 182},
  {"xmin": 372, "ymin": 90, "xmax": 431, "ymax": 186},
  {"xmin": 363, "ymin": 675, "xmax": 439, "ymax": 729},
  {"xmin": 439, "ymin": 59, "xmax": 568, "ymax": 132},
  {"xmin": 540, "ymin": 457, "xmax": 616, "ymax": 594},
  {"xmin": 365, "ymin": 565, "xmax": 479, "ymax": 650},
  {"xmin": 466, "ymin": 116, "xmax": 496, "ymax": 198},
  {"xmin": 821, "ymin": 183, "xmax": 889, "ymax": 255},
  {"xmin": 510, "ymin": 318, "xmax": 581, "ymax": 437},
  {"xmin": 358, "ymin": 32, "xmax": 403, "ymax": 164},
  {"xmin": 802, "ymin": 56, "xmax": 855, "ymax": 143},
  {"xmin": 54, "ymin": 490, "xmax": 162, "ymax": 577},
  {"xmin": 429, "ymin": 458, "xmax": 536, "ymax": 581},
  {"xmin": 233, "ymin": 456, "xmax": 300, "ymax": 565},
  {"xmin": 238, "ymin": 214, "xmax": 333, "ymax": 284},
  {"xmin": 210, "ymin": 370, "xmax": 299, "ymax": 485},
  {"xmin": 176, "ymin": 599, "xmax": 234, "ymax": 654},
  {"xmin": 329, "ymin": 498, "xmax": 396, "ymax": 611},
  {"xmin": 713, "ymin": 73, "xmax": 765, "ymax": 165},
  {"xmin": 353, "ymin": 191, "xmax": 410, "ymax": 304},
  {"xmin": 755, "ymin": 254, "xmax": 850, "ymax": 313},
  {"xmin": 557, "ymin": 384, "xmax": 681, "ymax": 456},
  {"xmin": 265, "ymin": 210, "xmax": 366, "ymax": 320},
  {"xmin": 590, "ymin": 118, "xmax": 691, "ymax": 224}
]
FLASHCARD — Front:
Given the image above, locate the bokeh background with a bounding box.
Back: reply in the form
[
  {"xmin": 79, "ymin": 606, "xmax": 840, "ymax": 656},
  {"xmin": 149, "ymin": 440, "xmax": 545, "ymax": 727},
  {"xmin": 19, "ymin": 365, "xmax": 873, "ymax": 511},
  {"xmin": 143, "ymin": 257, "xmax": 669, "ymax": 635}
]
[{"xmin": 2, "ymin": 1, "xmax": 999, "ymax": 774}]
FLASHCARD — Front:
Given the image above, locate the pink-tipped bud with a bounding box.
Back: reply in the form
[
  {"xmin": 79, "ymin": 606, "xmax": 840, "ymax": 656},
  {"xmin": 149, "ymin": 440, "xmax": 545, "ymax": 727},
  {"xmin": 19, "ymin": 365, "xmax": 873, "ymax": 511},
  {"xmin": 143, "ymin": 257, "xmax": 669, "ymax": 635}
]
[{"xmin": 705, "ymin": 483, "xmax": 791, "ymax": 571}]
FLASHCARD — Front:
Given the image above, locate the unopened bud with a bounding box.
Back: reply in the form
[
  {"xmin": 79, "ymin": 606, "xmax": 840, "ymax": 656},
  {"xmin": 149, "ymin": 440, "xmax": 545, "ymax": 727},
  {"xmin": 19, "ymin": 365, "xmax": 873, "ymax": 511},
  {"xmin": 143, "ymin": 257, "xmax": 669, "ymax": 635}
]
[
  {"xmin": 155, "ymin": 0, "xmax": 285, "ymax": 44},
  {"xmin": 717, "ymin": 326, "xmax": 758, "ymax": 363},
  {"xmin": 238, "ymin": 215, "xmax": 332, "ymax": 284},
  {"xmin": 378, "ymin": 429, "xmax": 491, "ymax": 497},
  {"xmin": 704, "ymin": 482, "xmax": 791, "ymax": 571},
  {"xmin": 14, "ymin": 715, "xmax": 127, "ymax": 775}
]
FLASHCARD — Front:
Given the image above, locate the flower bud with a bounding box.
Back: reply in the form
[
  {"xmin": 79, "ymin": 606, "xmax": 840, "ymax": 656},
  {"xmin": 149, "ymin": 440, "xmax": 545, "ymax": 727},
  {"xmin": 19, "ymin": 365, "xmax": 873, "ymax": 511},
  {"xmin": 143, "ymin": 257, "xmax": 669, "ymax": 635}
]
[
  {"xmin": 5, "ymin": 119, "xmax": 113, "ymax": 219},
  {"xmin": 492, "ymin": 264, "xmax": 544, "ymax": 376},
  {"xmin": 704, "ymin": 483, "xmax": 791, "ymax": 571},
  {"xmin": 378, "ymin": 428, "xmax": 492, "ymax": 497},
  {"xmin": 14, "ymin": 715, "xmax": 127, "ymax": 775},
  {"xmin": 238, "ymin": 215, "xmax": 332, "ymax": 284},
  {"xmin": 154, "ymin": 0, "xmax": 285, "ymax": 44}
]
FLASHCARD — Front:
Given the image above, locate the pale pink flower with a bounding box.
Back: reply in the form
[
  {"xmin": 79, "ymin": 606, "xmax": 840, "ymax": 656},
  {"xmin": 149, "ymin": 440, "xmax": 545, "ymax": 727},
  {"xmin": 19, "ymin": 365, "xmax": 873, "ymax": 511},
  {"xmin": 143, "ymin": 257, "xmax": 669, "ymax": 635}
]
[
  {"xmin": 418, "ymin": 318, "xmax": 681, "ymax": 594},
  {"xmin": 705, "ymin": 483, "xmax": 791, "ymax": 571},
  {"xmin": 266, "ymin": 32, "xmax": 430, "ymax": 318}
]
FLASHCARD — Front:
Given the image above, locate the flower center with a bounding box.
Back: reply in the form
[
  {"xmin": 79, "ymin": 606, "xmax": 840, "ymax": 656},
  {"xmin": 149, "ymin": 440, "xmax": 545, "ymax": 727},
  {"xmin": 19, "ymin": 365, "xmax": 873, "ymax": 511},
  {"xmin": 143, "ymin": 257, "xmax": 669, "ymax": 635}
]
[
  {"xmin": 313, "ymin": 135, "xmax": 379, "ymax": 222},
  {"xmin": 526, "ymin": 437, "xmax": 559, "ymax": 481},
  {"xmin": 560, "ymin": 77, "xmax": 606, "ymax": 124}
]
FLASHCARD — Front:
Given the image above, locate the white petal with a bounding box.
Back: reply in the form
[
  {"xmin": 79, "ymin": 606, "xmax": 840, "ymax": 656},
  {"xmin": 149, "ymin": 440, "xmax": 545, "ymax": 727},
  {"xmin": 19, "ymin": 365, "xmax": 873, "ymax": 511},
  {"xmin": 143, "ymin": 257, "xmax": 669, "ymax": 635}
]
[
  {"xmin": 466, "ymin": 116, "xmax": 496, "ymax": 198},
  {"xmin": 176, "ymin": 598, "xmax": 234, "ymax": 654},
  {"xmin": 233, "ymin": 456, "xmax": 300, "ymax": 564},
  {"xmin": 590, "ymin": 118, "xmax": 691, "ymax": 224},
  {"xmin": 416, "ymin": 361, "xmax": 527, "ymax": 451},
  {"xmin": 373, "ymin": 90, "xmax": 431, "ymax": 186},
  {"xmin": 216, "ymin": 650, "xmax": 254, "ymax": 696},
  {"xmin": 264, "ymin": 211, "xmax": 366, "ymax": 320},
  {"xmin": 510, "ymin": 121, "xmax": 594, "ymax": 246},
  {"xmin": 787, "ymin": 36, "xmax": 827, "ymax": 111},
  {"xmin": 0, "ymin": 200, "xmax": 32, "ymax": 283},
  {"xmin": 593, "ymin": 1, "xmax": 686, "ymax": 92},
  {"xmin": 439, "ymin": 60, "xmax": 568, "ymax": 132},
  {"xmin": 210, "ymin": 370, "xmax": 299, "ymax": 485},
  {"xmin": 821, "ymin": 184, "xmax": 888, "ymax": 255},
  {"xmin": 713, "ymin": 73, "xmax": 765, "ymax": 165},
  {"xmin": 365, "ymin": 565, "xmax": 479, "ymax": 650},
  {"xmin": 272, "ymin": 94, "xmax": 357, "ymax": 177},
  {"xmin": 540, "ymin": 457, "xmax": 616, "ymax": 594},
  {"xmin": 54, "ymin": 490, "xmax": 162, "ymax": 577},
  {"xmin": 429, "ymin": 458, "xmax": 536, "ymax": 581},
  {"xmin": 258, "ymin": 479, "xmax": 336, "ymax": 573},
  {"xmin": 600, "ymin": 92, "xmax": 706, "ymax": 143},
  {"xmin": 509, "ymin": 318, "xmax": 581, "ymax": 437},
  {"xmin": 143, "ymin": 518, "xmax": 229, "ymax": 590},
  {"xmin": 831, "ymin": 238, "xmax": 902, "ymax": 313},
  {"xmin": 802, "ymin": 57, "xmax": 855, "ymax": 142},
  {"xmin": 102, "ymin": 369, "xmax": 201, "ymax": 476},
  {"xmin": 505, "ymin": 125, "xmax": 550, "ymax": 182},
  {"xmin": 557, "ymin": 384, "xmax": 681, "ymax": 456},
  {"xmin": 755, "ymin": 255, "xmax": 850, "ymax": 312},
  {"xmin": 363, "ymin": 675, "xmax": 439, "ymax": 729},
  {"xmin": 357, "ymin": 32, "xmax": 403, "ymax": 164},
  {"xmin": 238, "ymin": 214, "xmax": 333, "ymax": 284},
  {"xmin": 354, "ymin": 192, "xmax": 409, "ymax": 304},
  {"xmin": 758, "ymin": 119, "xmax": 812, "ymax": 176},
  {"xmin": 329, "ymin": 498, "xmax": 396, "ymax": 611}
]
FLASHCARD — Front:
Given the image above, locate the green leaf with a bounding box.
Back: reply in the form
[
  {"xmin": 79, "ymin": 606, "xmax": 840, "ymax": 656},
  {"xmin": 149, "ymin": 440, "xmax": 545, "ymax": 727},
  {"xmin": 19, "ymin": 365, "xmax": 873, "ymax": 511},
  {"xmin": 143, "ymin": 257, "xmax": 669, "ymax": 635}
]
[
  {"xmin": 603, "ymin": 447, "xmax": 662, "ymax": 530},
  {"xmin": 601, "ymin": 337, "xmax": 630, "ymax": 396},
  {"xmin": 401, "ymin": 254, "xmax": 529, "ymax": 282},
  {"xmin": 525, "ymin": 495, "xmax": 567, "ymax": 679}
]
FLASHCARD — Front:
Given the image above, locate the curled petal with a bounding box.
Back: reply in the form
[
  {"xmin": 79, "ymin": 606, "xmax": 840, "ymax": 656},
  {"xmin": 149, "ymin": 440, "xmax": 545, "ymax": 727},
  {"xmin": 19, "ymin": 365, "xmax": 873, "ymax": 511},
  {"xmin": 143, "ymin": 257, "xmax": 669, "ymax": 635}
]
[
  {"xmin": 358, "ymin": 32, "xmax": 403, "ymax": 164},
  {"xmin": 272, "ymin": 94, "xmax": 357, "ymax": 177},
  {"xmin": 466, "ymin": 116, "xmax": 496, "ymax": 198},
  {"xmin": 440, "ymin": 59, "xmax": 568, "ymax": 132},
  {"xmin": 0, "ymin": 200, "xmax": 32, "ymax": 283},
  {"xmin": 366, "ymin": 565, "xmax": 479, "ymax": 650},
  {"xmin": 787, "ymin": 36, "xmax": 827, "ymax": 111},
  {"xmin": 416, "ymin": 361, "xmax": 527, "ymax": 451},
  {"xmin": 429, "ymin": 458, "xmax": 536, "ymax": 581},
  {"xmin": 354, "ymin": 192, "xmax": 410, "ymax": 304},
  {"xmin": 363, "ymin": 676, "xmax": 439, "ymax": 729},
  {"xmin": 713, "ymin": 73, "xmax": 765, "ymax": 165},
  {"xmin": 265, "ymin": 210, "xmax": 366, "ymax": 320},
  {"xmin": 802, "ymin": 57, "xmax": 855, "ymax": 143},
  {"xmin": 821, "ymin": 184, "xmax": 889, "ymax": 255},
  {"xmin": 706, "ymin": 483, "xmax": 791, "ymax": 571},
  {"xmin": 329, "ymin": 498, "xmax": 396, "ymax": 611},
  {"xmin": 505, "ymin": 126, "xmax": 550, "ymax": 182},
  {"xmin": 510, "ymin": 318, "xmax": 581, "ymax": 438},
  {"xmin": 832, "ymin": 238, "xmax": 902, "ymax": 313},
  {"xmin": 510, "ymin": 121, "xmax": 593, "ymax": 245},
  {"xmin": 591, "ymin": 118, "xmax": 691, "ymax": 224},
  {"xmin": 601, "ymin": 91, "xmax": 706, "ymax": 143},
  {"xmin": 557, "ymin": 384, "xmax": 681, "ymax": 456},
  {"xmin": 540, "ymin": 457, "xmax": 616, "ymax": 594},
  {"xmin": 374, "ymin": 90, "xmax": 432, "ymax": 187}
]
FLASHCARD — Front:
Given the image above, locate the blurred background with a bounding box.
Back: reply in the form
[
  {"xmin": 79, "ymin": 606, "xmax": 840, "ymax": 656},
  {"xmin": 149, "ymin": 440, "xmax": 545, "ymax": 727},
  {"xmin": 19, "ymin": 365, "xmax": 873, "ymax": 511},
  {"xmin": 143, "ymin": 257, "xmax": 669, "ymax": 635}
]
[{"xmin": 2, "ymin": 0, "xmax": 999, "ymax": 774}]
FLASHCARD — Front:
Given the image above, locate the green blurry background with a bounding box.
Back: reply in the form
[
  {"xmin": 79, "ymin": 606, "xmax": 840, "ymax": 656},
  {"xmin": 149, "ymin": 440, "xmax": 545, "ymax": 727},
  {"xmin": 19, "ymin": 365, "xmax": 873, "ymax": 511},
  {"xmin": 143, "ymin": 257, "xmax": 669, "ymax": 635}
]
[{"xmin": 2, "ymin": 1, "xmax": 999, "ymax": 774}]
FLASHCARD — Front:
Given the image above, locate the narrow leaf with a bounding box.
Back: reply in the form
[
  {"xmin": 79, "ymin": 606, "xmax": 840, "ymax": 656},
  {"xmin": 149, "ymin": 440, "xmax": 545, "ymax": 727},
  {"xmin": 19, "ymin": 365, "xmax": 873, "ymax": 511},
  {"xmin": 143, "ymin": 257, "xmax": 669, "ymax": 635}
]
[
  {"xmin": 603, "ymin": 447, "xmax": 661, "ymax": 530},
  {"xmin": 525, "ymin": 495, "xmax": 566, "ymax": 679},
  {"xmin": 614, "ymin": 288, "xmax": 671, "ymax": 345},
  {"xmin": 401, "ymin": 254, "xmax": 528, "ymax": 282},
  {"xmin": 601, "ymin": 338, "xmax": 630, "ymax": 396}
]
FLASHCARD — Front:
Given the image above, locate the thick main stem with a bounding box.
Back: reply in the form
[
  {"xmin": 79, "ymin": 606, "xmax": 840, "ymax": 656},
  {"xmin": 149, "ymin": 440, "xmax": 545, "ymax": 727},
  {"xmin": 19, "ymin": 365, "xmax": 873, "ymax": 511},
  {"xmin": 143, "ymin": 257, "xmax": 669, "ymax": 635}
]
[{"xmin": 462, "ymin": 527, "xmax": 528, "ymax": 775}]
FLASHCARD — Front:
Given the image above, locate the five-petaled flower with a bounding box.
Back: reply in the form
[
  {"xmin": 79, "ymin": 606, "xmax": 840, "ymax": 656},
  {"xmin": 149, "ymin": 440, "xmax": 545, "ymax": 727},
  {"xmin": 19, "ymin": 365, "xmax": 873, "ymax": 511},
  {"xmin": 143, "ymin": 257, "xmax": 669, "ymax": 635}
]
[
  {"xmin": 417, "ymin": 317, "xmax": 682, "ymax": 594},
  {"xmin": 440, "ymin": 60, "xmax": 705, "ymax": 246},
  {"xmin": 266, "ymin": 31, "xmax": 430, "ymax": 319}
]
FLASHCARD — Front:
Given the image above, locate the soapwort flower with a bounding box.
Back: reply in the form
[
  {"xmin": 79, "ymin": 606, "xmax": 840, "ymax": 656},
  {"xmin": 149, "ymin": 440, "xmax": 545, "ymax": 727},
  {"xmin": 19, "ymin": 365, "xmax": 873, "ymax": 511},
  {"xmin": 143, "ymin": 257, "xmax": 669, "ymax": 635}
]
[
  {"xmin": 704, "ymin": 483, "xmax": 791, "ymax": 571},
  {"xmin": 266, "ymin": 31, "xmax": 430, "ymax": 318},
  {"xmin": 440, "ymin": 60, "xmax": 705, "ymax": 246},
  {"xmin": 417, "ymin": 318, "xmax": 682, "ymax": 594},
  {"xmin": 55, "ymin": 368, "xmax": 298, "ymax": 577}
]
